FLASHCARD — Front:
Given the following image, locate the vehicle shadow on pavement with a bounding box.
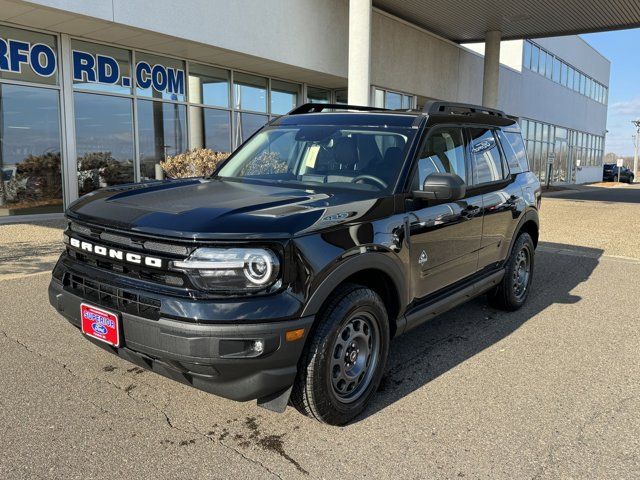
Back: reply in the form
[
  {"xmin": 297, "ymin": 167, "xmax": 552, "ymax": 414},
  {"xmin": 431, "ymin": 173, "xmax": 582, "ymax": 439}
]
[
  {"xmin": 547, "ymin": 185, "xmax": 640, "ymax": 204},
  {"xmin": 359, "ymin": 241, "xmax": 603, "ymax": 422}
]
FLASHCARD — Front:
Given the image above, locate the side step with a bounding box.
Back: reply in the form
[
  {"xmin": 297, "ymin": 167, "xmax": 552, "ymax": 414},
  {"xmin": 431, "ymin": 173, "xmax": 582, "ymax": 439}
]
[{"xmin": 401, "ymin": 269, "xmax": 505, "ymax": 334}]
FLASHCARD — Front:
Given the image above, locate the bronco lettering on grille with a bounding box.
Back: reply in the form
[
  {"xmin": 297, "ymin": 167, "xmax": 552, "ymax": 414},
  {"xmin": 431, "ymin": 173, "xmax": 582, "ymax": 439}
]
[{"xmin": 69, "ymin": 237, "xmax": 163, "ymax": 268}]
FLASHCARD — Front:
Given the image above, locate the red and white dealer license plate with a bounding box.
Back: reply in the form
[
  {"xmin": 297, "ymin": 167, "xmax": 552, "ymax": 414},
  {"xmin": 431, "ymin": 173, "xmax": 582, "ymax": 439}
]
[{"xmin": 80, "ymin": 303, "xmax": 120, "ymax": 347}]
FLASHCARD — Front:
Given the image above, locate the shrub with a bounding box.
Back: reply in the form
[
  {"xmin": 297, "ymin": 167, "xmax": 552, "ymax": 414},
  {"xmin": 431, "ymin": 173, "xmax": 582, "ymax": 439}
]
[
  {"xmin": 160, "ymin": 149, "xmax": 230, "ymax": 179},
  {"xmin": 238, "ymin": 151, "xmax": 288, "ymax": 176}
]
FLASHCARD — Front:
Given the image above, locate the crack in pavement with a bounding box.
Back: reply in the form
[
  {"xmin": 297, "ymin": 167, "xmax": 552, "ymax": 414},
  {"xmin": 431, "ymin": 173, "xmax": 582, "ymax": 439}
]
[{"xmin": 0, "ymin": 329, "xmax": 285, "ymax": 479}]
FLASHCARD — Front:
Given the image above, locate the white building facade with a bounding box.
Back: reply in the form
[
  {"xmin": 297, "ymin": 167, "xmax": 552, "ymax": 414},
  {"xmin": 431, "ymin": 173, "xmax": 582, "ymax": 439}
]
[{"xmin": 0, "ymin": 0, "xmax": 610, "ymax": 219}]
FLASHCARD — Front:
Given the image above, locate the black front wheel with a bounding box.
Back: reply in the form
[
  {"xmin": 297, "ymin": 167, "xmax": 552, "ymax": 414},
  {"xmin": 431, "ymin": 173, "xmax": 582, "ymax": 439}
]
[
  {"xmin": 489, "ymin": 233, "xmax": 535, "ymax": 311},
  {"xmin": 291, "ymin": 284, "xmax": 390, "ymax": 425}
]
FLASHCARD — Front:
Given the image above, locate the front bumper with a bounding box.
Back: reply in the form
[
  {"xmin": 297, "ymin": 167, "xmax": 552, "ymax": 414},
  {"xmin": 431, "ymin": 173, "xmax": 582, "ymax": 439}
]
[{"xmin": 48, "ymin": 277, "xmax": 314, "ymax": 403}]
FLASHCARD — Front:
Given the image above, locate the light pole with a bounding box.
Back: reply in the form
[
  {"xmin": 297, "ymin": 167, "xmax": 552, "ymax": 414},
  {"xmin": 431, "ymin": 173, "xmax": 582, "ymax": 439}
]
[{"xmin": 632, "ymin": 120, "xmax": 640, "ymax": 182}]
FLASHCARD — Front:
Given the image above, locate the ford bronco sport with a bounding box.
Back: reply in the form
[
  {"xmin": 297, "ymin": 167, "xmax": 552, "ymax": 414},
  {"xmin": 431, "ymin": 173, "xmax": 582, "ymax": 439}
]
[{"xmin": 49, "ymin": 101, "xmax": 541, "ymax": 425}]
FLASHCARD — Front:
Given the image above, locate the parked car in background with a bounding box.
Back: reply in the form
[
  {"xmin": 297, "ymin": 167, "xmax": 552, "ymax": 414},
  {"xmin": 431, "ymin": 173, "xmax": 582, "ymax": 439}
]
[{"xmin": 603, "ymin": 164, "xmax": 635, "ymax": 183}]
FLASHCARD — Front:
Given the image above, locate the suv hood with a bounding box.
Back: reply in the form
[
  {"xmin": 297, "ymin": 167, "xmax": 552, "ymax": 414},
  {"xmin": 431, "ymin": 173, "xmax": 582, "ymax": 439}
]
[{"xmin": 67, "ymin": 178, "xmax": 391, "ymax": 240}]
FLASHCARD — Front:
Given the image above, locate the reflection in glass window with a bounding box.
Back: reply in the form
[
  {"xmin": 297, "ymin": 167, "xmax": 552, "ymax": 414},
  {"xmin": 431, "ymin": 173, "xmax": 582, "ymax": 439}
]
[
  {"xmin": 531, "ymin": 45, "xmax": 539, "ymax": 72},
  {"xmin": 413, "ymin": 128, "xmax": 466, "ymax": 190},
  {"xmin": 385, "ymin": 92, "xmax": 402, "ymax": 109},
  {"xmin": 137, "ymin": 99, "xmax": 187, "ymax": 180},
  {"xmin": 270, "ymin": 80, "xmax": 299, "ymax": 115},
  {"xmin": 538, "ymin": 50, "xmax": 546, "ymax": 76},
  {"xmin": 0, "ymin": 84, "xmax": 62, "ymax": 215},
  {"xmin": 233, "ymin": 72, "xmax": 267, "ymax": 112},
  {"xmin": 72, "ymin": 40, "xmax": 131, "ymax": 95},
  {"xmin": 74, "ymin": 92, "xmax": 134, "ymax": 195},
  {"xmin": 334, "ymin": 89, "xmax": 348, "ymax": 104},
  {"xmin": 545, "ymin": 54, "xmax": 553, "ymax": 79},
  {"xmin": 135, "ymin": 52, "xmax": 186, "ymax": 102},
  {"xmin": 523, "ymin": 41, "xmax": 531, "ymax": 69},
  {"xmin": 498, "ymin": 130, "xmax": 529, "ymax": 174},
  {"xmin": 552, "ymin": 57, "xmax": 561, "ymax": 83},
  {"xmin": 189, "ymin": 107, "xmax": 231, "ymax": 153},
  {"xmin": 307, "ymin": 86, "xmax": 330, "ymax": 104},
  {"xmin": 374, "ymin": 89, "xmax": 385, "ymax": 108},
  {"xmin": 233, "ymin": 111, "xmax": 268, "ymax": 146},
  {"xmin": 0, "ymin": 25, "xmax": 59, "ymax": 86},
  {"xmin": 188, "ymin": 63, "xmax": 229, "ymax": 108},
  {"xmin": 470, "ymin": 128, "xmax": 504, "ymax": 184}
]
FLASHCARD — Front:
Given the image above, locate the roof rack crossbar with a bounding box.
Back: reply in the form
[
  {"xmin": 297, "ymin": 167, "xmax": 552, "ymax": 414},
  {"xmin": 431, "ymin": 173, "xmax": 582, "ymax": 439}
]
[
  {"xmin": 423, "ymin": 100, "xmax": 506, "ymax": 118},
  {"xmin": 287, "ymin": 103, "xmax": 386, "ymax": 115}
]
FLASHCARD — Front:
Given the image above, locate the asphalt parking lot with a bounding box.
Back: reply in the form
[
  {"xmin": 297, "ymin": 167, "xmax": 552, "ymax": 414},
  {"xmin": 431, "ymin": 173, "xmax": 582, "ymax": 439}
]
[{"xmin": 1, "ymin": 185, "xmax": 639, "ymax": 479}]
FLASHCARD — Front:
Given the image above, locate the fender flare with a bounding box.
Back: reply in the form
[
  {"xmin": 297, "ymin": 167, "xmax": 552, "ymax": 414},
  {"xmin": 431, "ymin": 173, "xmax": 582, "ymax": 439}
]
[
  {"xmin": 300, "ymin": 251, "xmax": 408, "ymax": 321},
  {"xmin": 509, "ymin": 208, "xmax": 540, "ymax": 256}
]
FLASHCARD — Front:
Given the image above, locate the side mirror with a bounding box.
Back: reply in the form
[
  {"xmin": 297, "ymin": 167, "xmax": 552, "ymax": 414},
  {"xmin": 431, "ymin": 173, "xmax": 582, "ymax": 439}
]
[{"xmin": 413, "ymin": 173, "xmax": 466, "ymax": 201}]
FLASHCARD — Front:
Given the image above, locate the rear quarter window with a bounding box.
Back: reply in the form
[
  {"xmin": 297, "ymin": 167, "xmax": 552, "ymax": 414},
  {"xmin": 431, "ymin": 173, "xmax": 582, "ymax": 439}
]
[{"xmin": 498, "ymin": 130, "xmax": 530, "ymax": 174}]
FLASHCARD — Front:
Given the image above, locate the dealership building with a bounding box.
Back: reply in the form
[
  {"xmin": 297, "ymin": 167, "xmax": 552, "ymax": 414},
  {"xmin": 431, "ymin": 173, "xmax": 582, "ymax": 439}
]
[{"xmin": 0, "ymin": 0, "xmax": 637, "ymax": 220}]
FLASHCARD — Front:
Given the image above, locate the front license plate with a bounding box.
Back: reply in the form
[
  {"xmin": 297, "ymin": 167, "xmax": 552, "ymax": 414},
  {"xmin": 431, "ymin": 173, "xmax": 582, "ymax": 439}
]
[{"xmin": 80, "ymin": 303, "xmax": 120, "ymax": 347}]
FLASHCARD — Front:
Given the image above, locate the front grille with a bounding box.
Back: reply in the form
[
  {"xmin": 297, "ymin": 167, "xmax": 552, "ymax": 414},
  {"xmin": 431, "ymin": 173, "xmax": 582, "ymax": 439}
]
[
  {"xmin": 67, "ymin": 249, "xmax": 186, "ymax": 287},
  {"xmin": 63, "ymin": 272, "xmax": 161, "ymax": 321},
  {"xmin": 66, "ymin": 221, "xmax": 192, "ymax": 289}
]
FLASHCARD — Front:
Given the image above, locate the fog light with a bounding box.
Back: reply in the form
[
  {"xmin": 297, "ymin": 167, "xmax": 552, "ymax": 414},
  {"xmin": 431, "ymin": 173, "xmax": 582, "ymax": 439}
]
[{"xmin": 252, "ymin": 340, "xmax": 265, "ymax": 354}]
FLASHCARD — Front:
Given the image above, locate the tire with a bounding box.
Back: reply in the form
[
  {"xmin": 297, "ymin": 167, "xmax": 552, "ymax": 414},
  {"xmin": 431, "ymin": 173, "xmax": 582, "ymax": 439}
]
[
  {"xmin": 488, "ymin": 233, "xmax": 535, "ymax": 311},
  {"xmin": 614, "ymin": 175, "xmax": 619, "ymax": 183},
  {"xmin": 291, "ymin": 284, "xmax": 390, "ymax": 425}
]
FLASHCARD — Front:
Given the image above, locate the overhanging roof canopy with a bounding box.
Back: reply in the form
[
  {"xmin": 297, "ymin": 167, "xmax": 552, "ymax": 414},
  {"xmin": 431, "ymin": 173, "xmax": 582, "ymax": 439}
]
[{"xmin": 373, "ymin": 0, "xmax": 640, "ymax": 42}]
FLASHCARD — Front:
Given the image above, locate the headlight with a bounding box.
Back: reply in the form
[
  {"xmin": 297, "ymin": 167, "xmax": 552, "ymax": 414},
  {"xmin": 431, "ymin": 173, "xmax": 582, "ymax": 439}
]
[{"xmin": 172, "ymin": 248, "xmax": 280, "ymax": 293}]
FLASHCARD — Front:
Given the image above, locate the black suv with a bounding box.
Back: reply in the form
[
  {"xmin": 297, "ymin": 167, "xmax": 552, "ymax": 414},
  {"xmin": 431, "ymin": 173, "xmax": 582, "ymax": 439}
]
[
  {"xmin": 603, "ymin": 163, "xmax": 635, "ymax": 183},
  {"xmin": 49, "ymin": 102, "xmax": 541, "ymax": 425}
]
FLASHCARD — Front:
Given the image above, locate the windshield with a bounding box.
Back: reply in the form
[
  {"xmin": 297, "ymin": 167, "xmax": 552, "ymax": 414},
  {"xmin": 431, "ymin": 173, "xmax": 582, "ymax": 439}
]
[{"xmin": 217, "ymin": 124, "xmax": 416, "ymax": 192}]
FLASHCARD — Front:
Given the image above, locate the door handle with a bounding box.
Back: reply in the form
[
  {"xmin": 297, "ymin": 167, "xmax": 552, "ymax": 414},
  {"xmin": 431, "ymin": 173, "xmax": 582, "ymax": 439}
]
[
  {"xmin": 505, "ymin": 195, "xmax": 520, "ymax": 210},
  {"xmin": 461, "ymin": 205, "xmax": 481, "ymax": 219}
]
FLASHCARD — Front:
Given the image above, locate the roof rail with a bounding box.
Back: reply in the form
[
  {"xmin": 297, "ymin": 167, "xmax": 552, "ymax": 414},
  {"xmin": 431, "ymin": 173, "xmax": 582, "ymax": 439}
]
[
  {"xmin": 287, "ymin": 103, "xmax": 386, "ymax": 115},
  {"xmin": 423, "ymin": 100, "xmax": 507, "ymax": 118}
]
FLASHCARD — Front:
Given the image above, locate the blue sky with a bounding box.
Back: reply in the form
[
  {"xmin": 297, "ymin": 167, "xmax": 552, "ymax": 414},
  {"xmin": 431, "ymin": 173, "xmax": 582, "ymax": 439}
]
[{"xmin": 582, "ymin": 29, "xmax": 640, "ymax": 156}]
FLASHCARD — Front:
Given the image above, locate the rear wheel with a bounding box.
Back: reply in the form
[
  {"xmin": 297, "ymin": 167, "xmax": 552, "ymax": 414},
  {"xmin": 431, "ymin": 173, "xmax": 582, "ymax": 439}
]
[
  {"xmin": 291, "ymin": 284, "xmax": 390, "ymax": 425},
  {"xmin": 488, "ymin": 233, "xmax": 535, "ymax": 311}
]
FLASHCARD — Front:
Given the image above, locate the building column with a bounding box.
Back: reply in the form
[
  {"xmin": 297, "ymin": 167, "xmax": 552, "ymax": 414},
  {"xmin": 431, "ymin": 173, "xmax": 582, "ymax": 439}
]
[
  {"xmin": 347, "ymin": 0, "xmax": 372, "ymax": 106},
  {"xmin": 482, "ymin": 30, "xmax": 502, "ymax": 109}
]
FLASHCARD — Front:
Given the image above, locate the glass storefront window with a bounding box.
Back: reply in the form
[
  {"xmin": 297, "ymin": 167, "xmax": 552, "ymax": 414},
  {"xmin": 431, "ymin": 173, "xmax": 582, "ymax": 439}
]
[
  {"xmin": 189, "ymin": 106, "xmax": 231, "ymax": 153},
  {"xmin": 385, "ymin": 91, "xmax": 402, "ymax": 109},
  {"xmin": 0, "ymin": 84, "xmax": 62, "ymax": 215},
  {"xmin": 531, "ymin": 45, "xmax": 539, "ymax": 72},
  {"xmin": 233, "ymin": 111, "xmax": 267, "ymax": 146},
  {"xmin": 233, "ymin": 72, "xmax": 267, "ymax": 113},
  {"xmin": 74, "ymin": 92, "xmax": 134, "ymax": 195},
  {"xmin": 307, "ymin": 86, "xmax": 330, "ymax": 104},
  {"xmin": 334, "ymin": 89, "xmax": 348, "ymax": 104},
  {"xmin": 0, "ymin": 25, "xmax": 58, "ymax": 86},
  {"xmin": 552, "ymin": 57, "xmax": 561, "ymax": 83},
  {"xmin": 545, "ymin": 54, "xmax": 553, "ymax": 79},
  {"xmin": 72, "ymin": 40, "xmax": 132, "ymax": 95},
  {"xmin": 523, "ymin": 41, "xmax": 531, "ymax": 69},
  {"xmin": 135, "ymin": 52, "xmax": 186, "ymax": 102},
  {"xmin": 137, "ymin": 99, "xmax": 187, "ymax": 180},
  {"xmin": 270, "ymin": 80, "xmax": 299, "ymax": 116},
  {"xmin": 188, "ymin": 63, "xmax": 229, "ymax": 108},
  {"xmin": 538, "ymin": 50, "xmax": 546, "ymax": 76},
  {"xmin": 374, "ymin": 88, "xmax": 384, "ymax": 108}
]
